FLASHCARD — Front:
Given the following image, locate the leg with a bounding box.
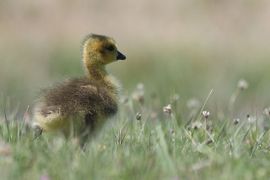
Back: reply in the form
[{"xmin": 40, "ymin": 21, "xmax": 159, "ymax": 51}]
[
  {"xmin": 33, "ymin": 124, "xmax": 43, "ymax": 140},
  {"xmin": 79, "ymin": 112, "xmax": 97, "ymax": 148}
]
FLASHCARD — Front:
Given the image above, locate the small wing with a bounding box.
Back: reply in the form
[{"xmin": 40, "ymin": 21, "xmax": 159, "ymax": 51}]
[{"xmin": 33, "ymin": 104, "xmax": 64, "ymax": 131}]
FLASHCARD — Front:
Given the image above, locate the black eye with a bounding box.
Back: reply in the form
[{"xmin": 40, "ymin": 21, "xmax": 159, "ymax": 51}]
[{"xmin": 106, "ymin": 45, "xmax": 115, "ymax": 51}]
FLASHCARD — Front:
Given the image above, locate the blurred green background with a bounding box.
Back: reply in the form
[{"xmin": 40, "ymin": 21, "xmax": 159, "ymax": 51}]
[{"xmin": 1, "ymin": 0, "xmax": 270, "ymax": 114}]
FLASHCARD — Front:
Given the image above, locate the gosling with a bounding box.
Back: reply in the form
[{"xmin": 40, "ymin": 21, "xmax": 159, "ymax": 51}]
[{"xmin": 33, "ymin": 34, "xmax": 126, "ymax": 144}]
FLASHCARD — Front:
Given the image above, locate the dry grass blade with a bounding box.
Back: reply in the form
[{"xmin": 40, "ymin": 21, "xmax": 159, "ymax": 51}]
[
  {"xmin": 195, "ymin": 89, "xmax": 214, "ymax": 121},
  {"xmin": 3, "ymin": 98, "xmax": 10, "ymax": 141}
]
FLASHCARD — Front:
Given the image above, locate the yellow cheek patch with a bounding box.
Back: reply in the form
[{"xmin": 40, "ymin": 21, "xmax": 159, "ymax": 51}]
[
  {"xmin": 89, "ymin": 41, "xmax": 103, "ymax": 52},
  {"xmin": 83, "ymin": 37, "xmax": 118, "ymax": 65}
]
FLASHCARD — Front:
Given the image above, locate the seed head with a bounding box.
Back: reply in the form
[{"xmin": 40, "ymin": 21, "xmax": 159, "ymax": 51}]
[
  {"xmin": 205, "ymin": 139, "xmax": 213, "ymax": 145},
  {"xmin": 135, "ymin": 112, "xmax": 142, "ymax": 120},
  {"xmin": 163, "ymin": 104, "xmax": 172, "ymax": 115},
  {"xmin": 237, "ymin": 79, "xmax": 248, "ymax": 91},
  {"xmin": 247, "ymin": 114, "xmax": 256, "ymax": 124},
  {"xmin": 202, "ymin": 110, "xmax": 210, "ymax": 119},
  {"xmin": 233, "ymin": 118, "xmax": 240, "ymax": 125}
]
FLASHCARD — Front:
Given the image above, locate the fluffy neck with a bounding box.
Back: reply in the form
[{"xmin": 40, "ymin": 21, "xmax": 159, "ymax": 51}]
[
  {"xmin": 82, "ymin": 51, "xmax": 107, "ymax": 81},
  {"xmin": 86, "ymin": 63, "xmax": 117, "ymax": 94},
  {"xmin": 86, "ymin": 63, "xmax": 108, "ymax": 81},
  {"xmin": 84, "ymin": 57, "xmax": 118, "ymax": 96}
]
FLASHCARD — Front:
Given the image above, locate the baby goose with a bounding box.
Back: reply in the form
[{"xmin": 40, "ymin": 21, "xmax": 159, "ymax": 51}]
[{"xmin": 33, "ymin": 34, "xmax": 126, "ymax": 143}]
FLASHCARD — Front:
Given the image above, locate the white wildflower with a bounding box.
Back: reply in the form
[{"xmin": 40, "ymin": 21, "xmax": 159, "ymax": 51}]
[
  {"xmin": 202, "ymin": 110, "xmax": 210, "ymax": 119},
  {"xmin": 237, "ymin": 79, "xmax": 248, "ymax": 91},
  {"xmin": 163, "ymin": 104, "xmax": 172, "ymax": 115}
]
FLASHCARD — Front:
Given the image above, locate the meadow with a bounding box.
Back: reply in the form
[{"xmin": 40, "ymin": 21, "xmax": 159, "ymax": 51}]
[{"xmin": 1, "ymin": 45, "xmax": 270, "ymax": 180}]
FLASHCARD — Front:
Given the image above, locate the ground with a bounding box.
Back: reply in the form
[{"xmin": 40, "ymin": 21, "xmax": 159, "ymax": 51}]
[{"xmin": 1, "ymin": 49, "xmax": 270, "ymax": 180}]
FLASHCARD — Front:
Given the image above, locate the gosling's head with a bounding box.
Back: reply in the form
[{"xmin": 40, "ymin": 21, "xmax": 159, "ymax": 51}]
[{"xmin": 82, "ymin": 34, "xmax": 126, "ymax": 67}]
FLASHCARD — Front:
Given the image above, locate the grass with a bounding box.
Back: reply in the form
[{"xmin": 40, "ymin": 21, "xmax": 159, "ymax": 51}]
[
  {"xmin": 2, "ymin": 47, "xmax": 270, "ymax": 179},
  {"xmin": 1, "ymin": 79, "xmax": 270, "ymax": 180}
]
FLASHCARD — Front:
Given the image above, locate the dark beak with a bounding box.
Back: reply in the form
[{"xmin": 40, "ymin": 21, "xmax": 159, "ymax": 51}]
[{"xmin": 117, "ymin": 51, "xmax": 126, "ymax": 60}]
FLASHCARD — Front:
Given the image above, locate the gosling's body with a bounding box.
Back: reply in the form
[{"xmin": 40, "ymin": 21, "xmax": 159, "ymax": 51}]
[
  {"xmin": 34, "ymin": 77, "xmax": 118, "ymax": 135},
  {"xmin": 33, "ymin": 34, "xmax": 126, "ymax": 139}
]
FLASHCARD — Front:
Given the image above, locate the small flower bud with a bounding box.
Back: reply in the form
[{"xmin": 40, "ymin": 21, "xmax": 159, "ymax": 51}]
[
  {"xmin": 202, "ymin": 110, "xmax": 210, "ymax": 119},
  {"xmin": 135, "ymin": 112, "xmax": 142, "ymax": 120},
  {"xmin": 237, "ymin": 79, "xmax": 248, "ymax": 91},
  {"xmin": 206, "ymin": 139, "xmax": 213, "ymax": 145},
  {"xmin": 247, "ymin": 114, "xmax": 256, "ymax": 123},
  {"xmin": 163, "ymin": 104, "xmax": 172, "ymax": 115},
  {"xmin": 233, "ymin": 118, "xmax": 240, "ymax": 125}
]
